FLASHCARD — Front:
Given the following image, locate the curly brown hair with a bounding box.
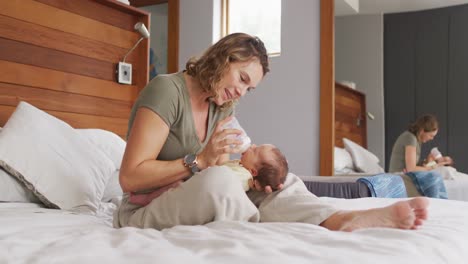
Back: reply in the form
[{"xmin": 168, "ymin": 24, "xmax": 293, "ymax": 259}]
[
  {"xmin": 255, "ymin": 147, "xmax": 289, "ymax": 191},
  {"xmin": 408, "ymin": 114, "xmax": 439, "ymax": 135},
  {"xmin": 185, "ymin": 33, "xmax": 270, "ymax": 109}
]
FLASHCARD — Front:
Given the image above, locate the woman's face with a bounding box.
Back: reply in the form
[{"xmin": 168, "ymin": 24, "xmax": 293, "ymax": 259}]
[
  {"xmin": 419, "ymin": 129, "xmax": 438, "ymax": 143},
  {"xmin": 211, "ymin": 58, "xmax": 264, "ymax": 106}
]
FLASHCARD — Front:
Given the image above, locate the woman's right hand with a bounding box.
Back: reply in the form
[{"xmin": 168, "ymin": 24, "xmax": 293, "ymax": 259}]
[{"xmin": 197, "ymin": 116, "xmax": 243, "ymax": 169}]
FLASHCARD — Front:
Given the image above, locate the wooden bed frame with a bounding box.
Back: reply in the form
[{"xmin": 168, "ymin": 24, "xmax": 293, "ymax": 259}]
[
  {"xmin": 0, "ymin": 0, "xmax": 152, "ymax": 138},
  {"xmin": 334, "ymin": 82, "xmax": 367, "ymax": 149}
]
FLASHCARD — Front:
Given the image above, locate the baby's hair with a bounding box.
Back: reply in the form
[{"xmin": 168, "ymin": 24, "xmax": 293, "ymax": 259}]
[
  {"xmin": 255, "ymin": 147, "xmax": 289, "ymax": 191},
  {"xmin": 445, "ymin": 157, "xmax": 454, "ymax": 166}
]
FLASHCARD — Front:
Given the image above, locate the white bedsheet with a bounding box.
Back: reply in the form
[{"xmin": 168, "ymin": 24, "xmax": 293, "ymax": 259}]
[{"xmin": 1, "ymin": 198, "xmax": 467, "ymax": 264}]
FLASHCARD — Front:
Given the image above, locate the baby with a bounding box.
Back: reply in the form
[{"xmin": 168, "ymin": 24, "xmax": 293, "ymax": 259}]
[
  {"xmin": 129, "ymin": 144, "xmax": 289, "ymax": 206},
  {"xmin": 224, "ymin": 144, "xmax": 289, "ymax": 192},
  {"xmin": 425, "ymin": 147, "xmax": 454, "ymax": 168}
]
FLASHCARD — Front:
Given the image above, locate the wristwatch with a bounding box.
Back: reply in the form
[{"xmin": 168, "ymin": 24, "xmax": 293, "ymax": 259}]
[{"xmin": 183, "ymin": 154, "xmax": 200, "ymax": 173}]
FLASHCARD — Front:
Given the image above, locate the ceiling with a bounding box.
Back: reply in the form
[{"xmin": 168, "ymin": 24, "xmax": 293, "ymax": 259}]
[{"xmin": 336, "ymin": 0, "xmax": 468, "ymax": 16}]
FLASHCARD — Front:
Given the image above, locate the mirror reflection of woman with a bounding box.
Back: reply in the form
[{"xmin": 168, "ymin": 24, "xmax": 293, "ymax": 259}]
[{"xmin": 389, "ymin": 115, "xmax": 448, "ymax": 173}]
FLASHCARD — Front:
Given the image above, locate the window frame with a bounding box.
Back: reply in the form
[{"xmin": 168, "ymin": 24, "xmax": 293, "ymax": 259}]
[{"xmin": 221, "ymin": 0, "xmax": 281, "ymax": 56}]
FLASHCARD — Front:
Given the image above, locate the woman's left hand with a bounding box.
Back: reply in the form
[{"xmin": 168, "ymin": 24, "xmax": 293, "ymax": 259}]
[
  {"xmin": 248, "ymin": 178, "xmax": 284, "ymax": 194},
  {"xmin": 197, "ymin": 116, "xmax": 243, "ymax": 169}
]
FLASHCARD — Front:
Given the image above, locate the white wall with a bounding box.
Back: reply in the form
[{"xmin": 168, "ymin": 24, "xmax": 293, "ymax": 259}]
[
  {"xmin": 179, "ymin": 0, "xmax": 322, "ymax": 175},
  {"xmin": 335, "ymin": 14, "xmax": 385, "ymax": 165}
]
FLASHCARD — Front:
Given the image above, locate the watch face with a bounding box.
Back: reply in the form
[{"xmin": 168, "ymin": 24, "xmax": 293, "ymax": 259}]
[
  {"xmin": 184, "ymin": 154, "xmax": 196, "ymax": 165},
  {"xmin": 184, "ymin": 154, "xmax": 199, "ymax": 173}
]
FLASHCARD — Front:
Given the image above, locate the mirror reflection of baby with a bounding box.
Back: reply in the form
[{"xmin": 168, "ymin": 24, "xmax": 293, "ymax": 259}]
[
  {"xmin": 424, "ymin": 147, "xmax": 454, "ymax": 169},
  {"xmin": 129, "ymin": 144, "xmax": 289, "ymax": 206}
]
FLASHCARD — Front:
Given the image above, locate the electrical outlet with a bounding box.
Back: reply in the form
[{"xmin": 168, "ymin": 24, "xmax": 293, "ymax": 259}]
[{"xmin": 117, "ymin": 62, "xmax": 132, "ymax": 84}]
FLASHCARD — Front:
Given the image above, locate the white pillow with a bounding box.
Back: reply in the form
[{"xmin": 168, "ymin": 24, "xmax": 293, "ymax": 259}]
[
  {"xmin": 76, "ymin": 129, "xmax": 126, "ymax": 202},
  {"xmin": 334, "ymin": 147, "xmax": 353, "ymax": 171},
  {"xmin": 101, "ymin": 170, "xmax": 123, "ymax": 202},
  {"xmin": 334, "ymin": 167, "xmax": 356, "ymax": 175},
  {"xmin": 77, "ymin": 129, "xmax": 126, "ymax": 169},
  {"xmin": 0, "ymin": 168, "xmax": 40, "ymax": 203},
  {"xmin": 343, "ymin": 138, "xmax": 384, "ymax": 174},
  {"xmin": 0, "ymin": 102, "xmax": 115, "ymax": 212}
]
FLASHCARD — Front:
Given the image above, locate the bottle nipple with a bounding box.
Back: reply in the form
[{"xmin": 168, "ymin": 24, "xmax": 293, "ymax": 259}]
[{"xmin": 223, "ymin": 117, "xmax": 251, "ymax": 153}]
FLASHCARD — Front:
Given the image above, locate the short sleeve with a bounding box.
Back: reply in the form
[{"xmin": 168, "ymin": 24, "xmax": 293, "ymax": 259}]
[
  {"xmin": 401, "ymin": 132, "xmax": 418, "ymax": 147},
  {"xmin": 136, "ymin": 75, "xmax": 181, "ymax": 127}
]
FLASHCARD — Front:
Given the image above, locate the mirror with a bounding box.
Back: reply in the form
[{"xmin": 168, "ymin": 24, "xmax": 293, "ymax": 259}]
[
  {"xmin": 130, "ymin": 0, "xmax": 179, "ymax": 75},
  {"xmin": 332, "ymin": 0, "xmax": 468, "ymax": 174}
]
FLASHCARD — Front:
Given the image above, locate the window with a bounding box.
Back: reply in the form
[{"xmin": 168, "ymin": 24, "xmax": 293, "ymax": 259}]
[{"xmin": 222, "ymin": 0, "xmax": 281, "ymax": 56}]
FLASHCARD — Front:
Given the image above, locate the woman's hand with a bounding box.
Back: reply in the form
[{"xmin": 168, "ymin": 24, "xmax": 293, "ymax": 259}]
[
  {"xmin": 248, "ymin": 178, "xmax": 284, "ymax": 194},
  {"xmin": 197, "ymin": 116, "xmax": 243, "ymax": 169},
  {"xmin": 129, "ymin": 180, "xmax": 182, "ymax": 206}
]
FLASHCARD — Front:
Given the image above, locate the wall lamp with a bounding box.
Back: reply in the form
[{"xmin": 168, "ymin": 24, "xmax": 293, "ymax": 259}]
[{"xmin": 117, "ymin": 22, "xmax": 150, "ymax": 84}]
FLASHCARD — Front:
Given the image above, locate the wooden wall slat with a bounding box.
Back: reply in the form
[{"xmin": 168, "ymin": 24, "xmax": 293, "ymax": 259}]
[
  {"xmin": 94, "ymin": 0, "xmax": 151, "ymax": 17},
  {"xmin": 335, "ymin": 83, "xmax": 367, "ymax": 149},
  {"xmin": 0, "ymin": 60, "xmax": 139, "ymax": 101},
  {"xmin": 130, "ymin": 0, "xmax": 168, "ymax": 7},
  {"xmin": 0, "ymin": 15, "xmax": 139, "ymax": 64},
  {"xmin": 335, "ymin": 103, "xmax": 361, "ymax": 116},
  {"xmin": 0, "ymin": 83, "xmax": 131, "ymax": 119},
  {"xmin": 336, "ymin": 114, "xmax": 361, "ymax": 130},
  {"xmin": 0, "ymin": 105, "xmax": 128, "ymax": 138},
  {"xmin": 0, "ymin": 0, "xmax": 137, "ymax": 49},
  {"xmin": 0, "ymin": 1, "xmax": 150, "ymax": 138},
  {"xmin": 0, "ymin": 38, "xmax": 115, "ymax": 81},
  {"xmin": 335, "ymin": 131, "xmax": 363, "ymax": 148},
  {"xmin": 36, "ymin": 0, "xmax": 139, "ymax": 31}
]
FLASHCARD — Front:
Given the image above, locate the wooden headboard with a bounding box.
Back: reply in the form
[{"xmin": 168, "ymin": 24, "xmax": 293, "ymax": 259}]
[
  {"xmin": 0, "ymin": 0, "xmax": 150, "ymax": 138},
  {"xmin": 335, "ymin": 82, "xmax": 367, "ymax": 148}
]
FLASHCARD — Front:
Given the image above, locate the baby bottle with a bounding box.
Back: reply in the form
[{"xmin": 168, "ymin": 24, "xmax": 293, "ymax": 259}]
[
  {"xmin": 430, "ymin": 147, "xmax": 442, "ymax": 160},
  {"xmin": 222, "ymin": 117, "xmax": 251, "ymax": 153}
]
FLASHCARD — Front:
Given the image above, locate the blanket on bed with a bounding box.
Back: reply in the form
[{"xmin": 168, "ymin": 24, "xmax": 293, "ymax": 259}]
[
  {"xmin": 406, "ymin": 171, "xmax": 447, "ymax": 199},
  {"xmin": 357, "ymin": 174, "xmax": 407, "ymax": 198}
]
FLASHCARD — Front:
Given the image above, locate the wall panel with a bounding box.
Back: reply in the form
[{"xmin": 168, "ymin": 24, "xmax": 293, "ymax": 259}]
[{"xmin": 0, "ymin": 0, "xmax": 149, "ymax": 138}]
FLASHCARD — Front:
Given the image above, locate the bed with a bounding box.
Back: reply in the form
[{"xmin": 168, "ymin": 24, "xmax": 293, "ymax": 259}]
[
  {"xmin": 1, "ymin": 197, "xmax": 467, "ymax": 263},
  {"xmin": 1, "ymin": 1, "xmax": 468, "ymax": 263}
]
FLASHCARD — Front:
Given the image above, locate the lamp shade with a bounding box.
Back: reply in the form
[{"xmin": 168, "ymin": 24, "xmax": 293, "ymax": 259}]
[{"xmin": 134, "ymin": 22, "xmax": 150, "ymax": 38}]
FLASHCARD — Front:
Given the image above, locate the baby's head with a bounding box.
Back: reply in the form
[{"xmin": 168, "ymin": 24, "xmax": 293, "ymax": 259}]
[
  {"xmin": 240, "ymin": 144, "xmax": 289, "ymax": 191},
  {"xmin": 438, "ymin": 156, "xmax": 454, "ymax": 166}
]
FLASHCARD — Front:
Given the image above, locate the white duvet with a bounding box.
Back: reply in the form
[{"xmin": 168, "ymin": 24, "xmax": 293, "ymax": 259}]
[{"xmin": 1, "ymin": 198, "xmax": 467, "ymax": 264}]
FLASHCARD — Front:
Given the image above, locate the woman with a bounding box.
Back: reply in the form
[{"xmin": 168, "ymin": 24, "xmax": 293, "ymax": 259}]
[
  {"xmin": 114, "ymin": 33, "xmax": 429, "ymax": 231},
  {"xmin": 389, "ymin": 114, "xmax": 443, "ymax": 172}
]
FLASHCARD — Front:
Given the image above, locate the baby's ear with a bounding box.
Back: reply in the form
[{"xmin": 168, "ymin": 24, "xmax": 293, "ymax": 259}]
[{"xmin": 249, "ymin": 168, "xmax": 258, "ymax": 177}]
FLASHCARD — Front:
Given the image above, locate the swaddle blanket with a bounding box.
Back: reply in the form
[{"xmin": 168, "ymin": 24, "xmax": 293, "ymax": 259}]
[
  {"xmin": 406, "ymin": 171, "xmax": 447, "ymax": 199},
  {"xmin": 357, "ymin": 174, "xmax": 407, "ymax": 198}
]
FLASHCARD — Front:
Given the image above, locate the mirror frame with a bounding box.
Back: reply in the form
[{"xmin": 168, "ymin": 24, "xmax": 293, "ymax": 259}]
[{"xmin": 319, "ymin": 0, "xmax": 334, "ymax": 176}]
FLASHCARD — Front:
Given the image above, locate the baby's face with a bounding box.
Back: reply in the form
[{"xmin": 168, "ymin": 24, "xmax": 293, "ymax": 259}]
[
  {"xmin": 240, "ymin": 144, "xmax": 275, "ymax": 170},
  {"xmin": 442, "ymin": 157, "xmax": 453, "ymax": 165}
]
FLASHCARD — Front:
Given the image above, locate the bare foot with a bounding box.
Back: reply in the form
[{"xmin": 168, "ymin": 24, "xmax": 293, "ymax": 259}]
[{"xmin": 339, "ymin": 197, "xmax": 429, "ymax": 232}]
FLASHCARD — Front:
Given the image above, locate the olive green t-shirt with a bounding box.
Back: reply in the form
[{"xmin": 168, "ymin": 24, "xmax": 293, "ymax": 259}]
[
  {"xmin": 388, "ymin": 130, "xmax": 421, "ymax": 172},
  {"xmin": 127, "ymin": 72, "xmax": 233, "ymax": 161}
]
